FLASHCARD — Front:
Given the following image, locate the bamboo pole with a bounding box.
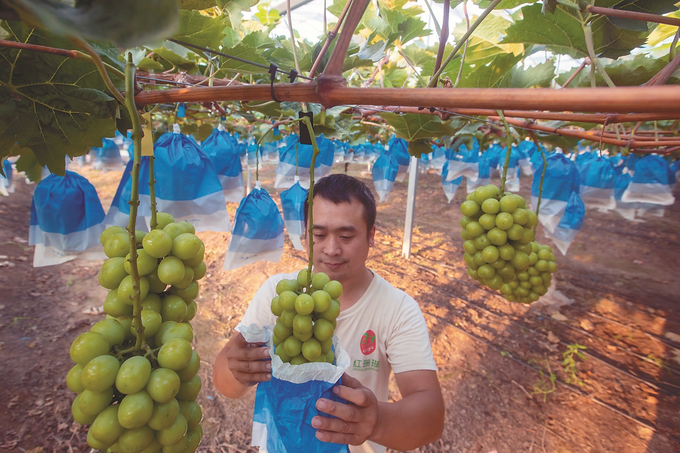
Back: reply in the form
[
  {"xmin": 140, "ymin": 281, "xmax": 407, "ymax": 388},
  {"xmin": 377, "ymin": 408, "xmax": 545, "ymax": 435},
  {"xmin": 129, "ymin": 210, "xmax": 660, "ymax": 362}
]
[{"xmin": 135, "ymin": 83, "xmax": 680, "ymax": 114}]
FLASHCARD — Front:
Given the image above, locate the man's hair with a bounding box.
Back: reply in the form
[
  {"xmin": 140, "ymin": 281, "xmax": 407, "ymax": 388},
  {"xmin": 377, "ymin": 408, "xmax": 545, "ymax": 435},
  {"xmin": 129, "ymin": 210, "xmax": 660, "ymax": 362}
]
[{"xmin": 303, "ymin": 174, "xmax": 377, "ymax": 232}]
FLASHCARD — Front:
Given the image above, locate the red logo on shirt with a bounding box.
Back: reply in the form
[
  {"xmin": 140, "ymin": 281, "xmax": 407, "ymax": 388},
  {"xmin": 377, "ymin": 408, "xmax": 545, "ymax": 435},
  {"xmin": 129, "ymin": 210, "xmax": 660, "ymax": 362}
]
[{"xmin": 360, "ymin": 330, "xmax": 376, "ymax": 355}]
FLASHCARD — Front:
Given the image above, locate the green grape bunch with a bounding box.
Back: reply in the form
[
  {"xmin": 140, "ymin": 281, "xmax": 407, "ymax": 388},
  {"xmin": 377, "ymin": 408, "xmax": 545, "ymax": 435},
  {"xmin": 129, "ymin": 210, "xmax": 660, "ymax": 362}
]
[
  {"xmin": 270, "ymin": 269, "xmax": 342, "ymax": 365},
  {"xmin": 67, "ymin": 212, "xmax": 204, "ymax": 453},
  {"xmin": 460, "ymin": 185, "xmax": 557, "ymax": 304}
]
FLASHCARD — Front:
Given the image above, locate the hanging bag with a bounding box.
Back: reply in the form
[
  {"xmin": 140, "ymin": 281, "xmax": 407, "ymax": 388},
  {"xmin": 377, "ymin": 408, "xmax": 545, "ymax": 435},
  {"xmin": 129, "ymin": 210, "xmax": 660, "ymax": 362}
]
[{"xmin": 280, "ymin": 178, "xmax": 309, "ymax": 250}]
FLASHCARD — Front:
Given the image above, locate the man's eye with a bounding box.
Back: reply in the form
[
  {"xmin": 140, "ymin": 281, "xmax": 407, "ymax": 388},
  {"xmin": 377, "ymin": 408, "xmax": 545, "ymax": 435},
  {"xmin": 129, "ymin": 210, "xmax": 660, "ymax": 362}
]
[{"xmin": 340, "ymin": 236, "xmax": 353, "ymax": 240}]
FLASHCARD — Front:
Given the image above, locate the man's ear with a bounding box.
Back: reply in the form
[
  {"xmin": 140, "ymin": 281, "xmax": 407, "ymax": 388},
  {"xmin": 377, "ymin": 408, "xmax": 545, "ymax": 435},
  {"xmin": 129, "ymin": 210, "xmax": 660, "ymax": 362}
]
[{"xmin": 368, "ymin": 225, "xmax": 376, "ymax": 247}]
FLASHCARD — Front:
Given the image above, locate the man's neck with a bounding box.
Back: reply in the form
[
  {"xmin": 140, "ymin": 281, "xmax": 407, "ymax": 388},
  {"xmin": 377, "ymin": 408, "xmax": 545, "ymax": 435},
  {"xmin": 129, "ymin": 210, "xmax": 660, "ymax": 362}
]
[{"xmin": 337, "ymin": 267, "xmax": 374, "ymax": 312}]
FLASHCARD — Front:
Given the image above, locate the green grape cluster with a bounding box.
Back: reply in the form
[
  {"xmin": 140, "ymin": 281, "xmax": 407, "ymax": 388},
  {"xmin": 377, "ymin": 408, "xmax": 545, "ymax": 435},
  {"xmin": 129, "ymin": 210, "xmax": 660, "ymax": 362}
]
[
  {"xmin": 460, "ymin": 185, "xmax": 558, "ymax": 304},
  {"xmin": 67, "ymin": 212, "xmax": 204, "ymax": 453},
  {"xmin": 270, "ymin": 269, "xmax": 342, "ymax": 365}
]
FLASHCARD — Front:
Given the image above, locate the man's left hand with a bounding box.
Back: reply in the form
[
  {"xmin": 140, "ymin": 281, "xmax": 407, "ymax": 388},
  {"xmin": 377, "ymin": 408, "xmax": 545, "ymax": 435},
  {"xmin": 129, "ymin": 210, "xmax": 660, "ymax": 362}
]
[{"xmin": 312, "ymin": 373, "xmax": 380, "ymax": 445}]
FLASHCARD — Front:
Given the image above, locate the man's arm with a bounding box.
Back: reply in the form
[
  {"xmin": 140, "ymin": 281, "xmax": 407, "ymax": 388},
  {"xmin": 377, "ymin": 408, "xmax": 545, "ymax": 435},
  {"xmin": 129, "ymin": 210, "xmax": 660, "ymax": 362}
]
[
  {"xmin": 312, "ymin": 370, "xmax": 445, "ymax": 450},
  {"xmin": 213, "ymin": 333, "xmax": 271, "ymax": 399}
]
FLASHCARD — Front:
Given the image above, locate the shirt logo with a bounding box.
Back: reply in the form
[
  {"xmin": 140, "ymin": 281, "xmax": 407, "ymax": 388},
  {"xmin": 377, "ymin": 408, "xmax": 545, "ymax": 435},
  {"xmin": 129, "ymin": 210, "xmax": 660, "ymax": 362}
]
[{"xmin": 360, "ymin": 330, "xmax": 376, "ymax": 355}]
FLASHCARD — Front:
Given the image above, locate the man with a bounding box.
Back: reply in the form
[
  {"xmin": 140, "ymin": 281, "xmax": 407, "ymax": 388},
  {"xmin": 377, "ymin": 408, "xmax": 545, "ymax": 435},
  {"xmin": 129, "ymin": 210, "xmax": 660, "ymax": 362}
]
[{"xmin": 214, "ymin": 174, "xmax": 445, "ymax": 453}]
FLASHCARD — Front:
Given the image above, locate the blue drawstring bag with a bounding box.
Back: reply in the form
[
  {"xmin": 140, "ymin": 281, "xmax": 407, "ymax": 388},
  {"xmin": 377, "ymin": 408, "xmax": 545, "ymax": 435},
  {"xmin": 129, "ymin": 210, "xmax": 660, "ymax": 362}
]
[
  {"xmin": 497, "ymin": 146, "xmax": 520, "ymax": 182},
  {"xmin": 441, "ymin": 161, "xmax": 463, "ymax": 202},
  {"xmin": 247, "ymin": 139, "xmax": 262, "ymax": 170},
  {"xmin": 237, "ymin": 324, "xmax": 351, "ymax": 453},
  {"xmin": 505, "ymin": 166, "xmax": 522, "ymax": 193},
  {"xmin": 275, "ymin": 138, "xmax": 334, "ymax": 190},
  {"xmin": 543, "ymin": 191, "xmax": 585, "ymax": 255},
  {"xmin": 29, "ymin": 171, "xmax": 106, "ymax": 266},
  {"xmin": 621, "ymin": 155, "xmax": 675, "ymax": 206},
  {"xmin": 94, "ymin": 138, "xmax": 124, "ymax": 173},
  {"xmin": 202, "ymin": 126, "xmax": 245, "ymax": 203},
  {"xmin": 223, "ymin": 182, "xmax": 284, "ymax": 270},
  {"xmin": 485, "ymin": 143, "xmax": 503, "ymax": 177},
  {"xmin": 372, "ymin": 150, "xmax": 399, "ymax": 202},
  {"xmin": 517, "ymin": 140, "xmax": 536, "ymax": 176},
  {"xmin": 613, "ymin": 173, "xmax": 638, "ymax": 221},
  {"xmin": 446, "ymin": 143, "xmax": 479, "ymax": 183},
  {"xmin": 575, "ymin": 151, "xmax": 596, "ymax": 172},
  {"xmin": 261, "ymin": 141, "xmax": 280, "ymax": 164},
  {"xmin": 531, "ymin": 153, "xmax": 581, "ymax": 235},
  {"xmin": 280, "ymin": 178, "xmax": 308, "ymax": 250},
  {"xmin": 466, "ymin": 151, "xmax": 492, "ymax": 193},
  {"xmin": 429, "ymin": 145, "xmax": 447, "ymax": 174},
  {"xmin": 1, "ymin": 159, "xmax": 14, "ymax": 196},
  {"xmin": 106, "ymin": 127, "xmax": 231, "ymax": 232},
  {"xmin": 579, "ymin": 156, "xmax": 616, "ymax": 211},
  {"xmin": 387, "ymin": 136, "xmax": 411, "ymax": 182}
]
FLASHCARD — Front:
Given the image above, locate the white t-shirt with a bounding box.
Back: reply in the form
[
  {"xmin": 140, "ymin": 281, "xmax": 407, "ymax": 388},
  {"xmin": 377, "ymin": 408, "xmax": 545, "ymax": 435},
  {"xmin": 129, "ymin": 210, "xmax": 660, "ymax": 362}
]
[{"xmin": 239, "ymin": 270, "xmax": 438, "ymax": 453}]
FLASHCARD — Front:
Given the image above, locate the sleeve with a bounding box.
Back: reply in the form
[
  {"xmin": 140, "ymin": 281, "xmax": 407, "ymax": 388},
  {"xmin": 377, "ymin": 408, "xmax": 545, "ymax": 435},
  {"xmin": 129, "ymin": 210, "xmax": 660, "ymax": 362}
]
[
  {"xmin": 237, "ymin": 275, "xmax": 280, "ymax": 330},
  {"xmin": 385, "ymin": 296, "xmax": 437, "ymax": 374}
]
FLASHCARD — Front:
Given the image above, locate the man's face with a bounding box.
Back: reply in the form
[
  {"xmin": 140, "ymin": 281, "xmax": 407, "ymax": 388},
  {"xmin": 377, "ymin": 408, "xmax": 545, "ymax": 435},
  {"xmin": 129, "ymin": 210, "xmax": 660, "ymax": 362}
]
[{"xmin": 309, "ymin": 196, "xmax": 375, "ymax": 283}]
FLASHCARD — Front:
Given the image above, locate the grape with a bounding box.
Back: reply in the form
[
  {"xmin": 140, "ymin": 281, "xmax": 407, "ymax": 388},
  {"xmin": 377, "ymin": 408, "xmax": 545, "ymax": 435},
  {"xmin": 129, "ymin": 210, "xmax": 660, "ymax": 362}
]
[
  {"xmin": 156, "ymin": 212, "xmax": 175, "ymax": 230},
  {"xmin": 302, "ymin": 338, "xmax": 322, "ymax": 361},
  {"xmin": 79, "ymin": 387, "xmax": 114, "ymax": 416},
  {"xmin": 90, "ymin": 318, "xmax": 126, "ymax": 348},
  {"xmin": 313, "ymin": 319, "xmax": 334, "ymax": 342},
  {"xmin": 295, "ymin": 294, "xmax": 315, "ymax": 315},
  {"xmin": 185, "ymin": 427, "xmax": 203, "ymax": 453},
  {"xmin": 276, "ymin": 279, "xmax": 298, "ymax": 295},
  {"xmin": 72, "ymin": 394, "xmax": 97, "ymax": 424},
  {"xmin": 170, "ymin": 281, "xmax": 199, "ymax": 301},
  {"xmin": 118, "ymin": 390, "xmax": 154, "ymax": 428},
  {"xmin": 459, "ymin": 185, "xmax": 557, "ymax": 304},
  {"xmin": 284, "ymin": 336, "xmax": 303, "ymax": 357},
  {"xmin": 157, "ymin": 256, "xmax": 186, "ymax": 286},
  {"xmin": 179, "ymin": 401, "xmax": 202, "ymax": 431},
  {"xmin": 164, "ymin": 222, "xmax": 188, "ymax": 240},
  {"xmin": 118, "ymin": 424, "xmax": 154, "ymax": 453},
  {"xmin": 177, "ymin": 374, "xmax": 202, "ymax": 401},
  {"xmin": 87, "ymin": 427, "xmax": 114, "ymax": 450},
  {"xmin": 147, "ymin": 268, "xmax": 168, "ymax": 293},
  {"xmin": 175, "ymin": 265, "xmax": 195, "ymax": 290},
  {"xmin": 279, "ymin": 309, "xmax": 296, "ymax": 328},
  {"xmin": 116, "ymin": 356, "xmax": 152, "ymax": 394},
  {"xmin": 184, "ymin": 301, "xmax": 197, "ymax": 322},
  {"xmin": 143, "ymin": 229, "xmax": 173, "ymax": 258},
  {"xmin": 290, "ymin": 355, "xmax": 308, "ymax": 365},
  {"xmin": 146, "ymin": 368, "xmax": 181, "ymax": 403},
  {"xmin": 158, "ymin": 339, "xmax": 193, "ymax": 371},
  {"xmin": 70, "ymin": 331, "xmax": 110, "ymax": 366},
  {"xmin": 118, "ymin": 275, "xmax": 150, "ymax": 304},
  {"xmin": 105, "ymin": 290, "xmax": 134, "ymax": 317},
  {"xmin": 161, "ymin": 295, "xmax": 188, "ymax": 323},
  {"xmin": 141, "ymin": 294, "xmax": 162, "ymax": 313},
  {"xmin": 99, "ymin": 257, "xmax": 129, "ymax": 289},
  {"xmin": 105, "ymin": 233, "xmax": 131, "ymax": 258},
  {"xmin": 81, "ymin": 355, "xmax": 120, "ymax": 392},
  {"xmin": 160, "ymin": 322, "xmax": 194, "ymax": 345},
  {"xmin": 148, "ymin": 398, "xmax": 179, "ymax": 430},
  {"xmin": 172, "ymin": 233, "xmax": 202, "ymax": 260},
  {"xmin": 311, "ymin": 272, "xmax": 330, "ymax": 290},
  {"xmin": 321, "ymin": 300, "xmax": 340, "ymax": 321},
  {"xmin": 293, "ymin": 314, "xmax": 313, "ymax": 333},
  {"xmin": 67, "ymin": 364, "xmax": 86, "ymax": 394},
  {"xmin": 90, "ymin": 404, "xmax": 124, "ymax": 445},
  {"xmin": 101, "ymin": 226, "xmax": 127, "ymax": 246},
  {"xmin": 157, "ymin": 413, "xmax": 187, "ymax": 446},
  {"xmin": 162, "ymin": 436, "xmax": 187, "ymax": 453},
  {"xmin": 192, "ymin": 262, "xmax": 207, "ymax": 280},
  {"xmin": 176, "ymin": 351, "xmax": 200, "ymax": 382}
]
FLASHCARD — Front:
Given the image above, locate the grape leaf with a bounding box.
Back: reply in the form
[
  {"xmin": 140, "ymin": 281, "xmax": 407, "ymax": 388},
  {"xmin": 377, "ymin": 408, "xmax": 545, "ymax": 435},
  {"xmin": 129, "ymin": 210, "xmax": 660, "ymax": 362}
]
[
  {"xmin": 217, "ymin": 0, "xmax": 259, "ymax": 30},
  {"xmin": 173, "ymin": 9, "xmax": 229, "ymax": 48},
  {"xmin": 557, "ymin": 54, "xmax": 676, "ymax": 87},
  {"xmin": 215, "ymin": 43, "xmax": 271, "ymax": 75},
  {"xmin": 153, "ymin": 45, "xmax": 199, "ymax": 72},
  {"xmin": 452, "ymin": 12, "xmax": 524, "ymax": 66},
  {"xmin": 379, "ymin": 112, "xmax": 454, "ymax": 156},
  {"xmin": 3, "ymin": 0, "xmax": 180, "ymax": 48},
  {"xmin": 0, "ymin": 22, "xmax": 119, "ymax": 175},
  {"xmin": 606, "ymin": 0, "xmax": 677, "ymax": 32},
  {"xmin": 13, "ymin": 146, "xmax": 43, "ymax": 182},
  {"xmin": 647, "ymin": 11, "xmax": 680, "ymax": 46}
]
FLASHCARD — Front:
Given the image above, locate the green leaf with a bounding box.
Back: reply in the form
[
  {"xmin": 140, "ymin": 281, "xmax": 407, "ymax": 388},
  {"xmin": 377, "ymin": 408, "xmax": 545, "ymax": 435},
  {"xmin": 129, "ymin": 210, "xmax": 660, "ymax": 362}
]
[
  {"xmin": 242, "ymin": 101, "xmax": 282, "ymax": 117},
  {"xmin": 456, "ymin": 52, "xmax": 522, "ymax": 88},
  {"xmin": 153, "ymin": 45, "xmax": 199, "ymax": 72},
  {"xmin": 14, "ymin": 146, "xmax": 43, "ymax": 182},
  {"xmin": 0, "ymin": 22, "xmax": 119, "ymax": 175},
  {"xmin": 452, "ymin": 12, "xmax": 524, "ymax": 66},
  {"xmin": 3, "ymin": 0, "xmax": 180, "ymax": 48},
  {"xmin": 607, "ymin": 0, "xmax": 677, "ymax": 32},
  {"xmin": 241, "ymin": 31, "xmax": 277, "ymax": 50},
  {"xmin": 501, "ymin": 59, "xmax": 555, "ymax": 88},
  {"xmin": 648, "ymin": 11, "xmax": 680, "ymax": 46},
  {"xmin": 217, "ymin": 0, "xmax": 259, "ymax": 30},
  {"xmin": 502, "ymin": 4, "xmax": 587, "ymax": 59},
  {"xmin": 180, "ymin": 0, "xmax": 216, "ymax": 9},
  {"xmin": 137, "ymin": 57, "xmax": 165, "ymax": 71},
  {"xmin": 254, "ymin": 4, "xmax": 281, "ymax": 26},
  {"xmin": 216, "ymin": 43, "xmax": 270, "ymax": 74},
  {"xmin": 173, "ymin": 9, "xmax": 229, "ymax": 49},
  {"xmin": 557, "ymin": 54, "xmax": 675, "ymax": 87},
  {"xmin": 221, "ymin": 27, "xmax": 242, "ymax": 48},
  {"xmin": 408, "ymin": 139, "xmax": 432, "ymax": 158},
  {"xmin": 379, "ymin": 112, "xmax": 454, "ymax": 154},
  {"xmin": 327, "ymin": 0, "xmax": 349, "ymax": 20}
]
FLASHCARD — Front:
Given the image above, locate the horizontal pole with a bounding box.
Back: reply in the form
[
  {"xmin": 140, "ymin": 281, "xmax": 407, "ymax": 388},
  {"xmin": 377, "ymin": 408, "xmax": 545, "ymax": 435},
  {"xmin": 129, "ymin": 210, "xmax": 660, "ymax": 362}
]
[
  {"xmin": 135, "ymin": 83, "xmax": 680, "ymax": 114},
  {"xmin": 586, "ymin": 5, "xmax": 680, "ymax": 28},
  {"xmin": 358, "ymin": 106, "xmax": 680, "ymax": 124},
  {"xmin": 490, "ymin": 117, "xmax": 680, "ymax": 150}
]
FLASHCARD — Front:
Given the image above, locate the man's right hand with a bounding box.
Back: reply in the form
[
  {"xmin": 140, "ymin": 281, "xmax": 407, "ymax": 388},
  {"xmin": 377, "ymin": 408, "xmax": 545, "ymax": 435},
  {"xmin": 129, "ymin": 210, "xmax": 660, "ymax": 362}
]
[{"xmin": 223, "ymin": 333, "xmax": 272, "ymax": 387}]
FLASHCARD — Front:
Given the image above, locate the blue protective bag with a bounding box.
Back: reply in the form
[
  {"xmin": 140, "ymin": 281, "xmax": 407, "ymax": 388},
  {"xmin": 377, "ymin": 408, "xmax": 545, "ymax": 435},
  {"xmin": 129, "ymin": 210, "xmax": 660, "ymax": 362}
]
[
  {"xmin": 280, "ymin": 179, "xmax": 308, "ymax": 250},
  {"xmin": 579, "ymin": 156, "xmax": 616, "ymax": 211},
  {"xmin": 387, "ymin": 136, "xmax": 411, "ymax": 182},
  {"xmin": 94, "ymin": 138, "xmax": 124, "ymax": 173},
  {"xmin": 106, "ymin": 129, "xmax": 230, "ymax": 232},
  {"xmin": 531, "ymin": 153, "xmax": 581, "ymax": 235},
  {"xmin": 543, "ymin": 191, "xmax": 585, "ymax": 255},
  {"xmin": 446, "ymin": 142, "xmax": 480, "ymax": 183},
  {"xmin": 223, "ymin": 183, "xmax": 284, "ymax": 270},
  {"xmin": 517, "ymin": 140, "xmax": 536, "ymax": 176},
  {"xmin": 238, "ymin": 324, "xmax": 351, "ymax": 453},
  {"xmin": 29, "ymin": 171, "xmax": 106, "ymax": 266},
  {"xmin": 441, "ymin": 161, "xmax": 463, "ymax": 203},
  {"xmin": 0, "ymin": 160, "xmax": 13, "ymax": 195},
  {"xmin": 372, "ymin": 150, "xmax": 399, "ymax": 202},
  {"xmin": 275, "ymin": 138, "xmax": 334, "ymax": 189},
  {"xmin": 621, "ymin": 155, "xmax": 675, "ymax": 206},
  {"xmin": 201, "ymin": 126, "xmax": 245, "ymax": 203},
  {"xmin": 613, "ymin": 173, "xmax": 639, "ymax": 221}
]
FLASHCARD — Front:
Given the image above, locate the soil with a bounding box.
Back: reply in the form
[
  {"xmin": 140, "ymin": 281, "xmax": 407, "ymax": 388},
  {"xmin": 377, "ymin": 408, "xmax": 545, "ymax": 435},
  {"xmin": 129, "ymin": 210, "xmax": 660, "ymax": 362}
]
[{"xmin": 1, "ymin": 162, "xmax": 679, "ymax": 453}]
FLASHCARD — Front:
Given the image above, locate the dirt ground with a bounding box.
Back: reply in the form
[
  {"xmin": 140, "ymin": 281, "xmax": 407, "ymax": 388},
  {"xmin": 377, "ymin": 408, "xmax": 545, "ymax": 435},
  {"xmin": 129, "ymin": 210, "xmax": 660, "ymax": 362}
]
[{"xmin": 1, "ymin": 161, "xmax": 679, "ymax": 453}]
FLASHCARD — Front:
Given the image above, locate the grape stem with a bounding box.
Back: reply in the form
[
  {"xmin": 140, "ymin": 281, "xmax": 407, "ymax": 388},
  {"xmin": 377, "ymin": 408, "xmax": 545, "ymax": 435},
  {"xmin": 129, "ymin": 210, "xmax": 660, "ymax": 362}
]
[
  {"xmin": 496, "ymin": 110, "xmax": 513, "ymax": 194},
  {"xmin": 124, "ymin": 53, "xmax": 146, "ymax": 351},
  {"xmin": 302, "ymin": 116, "xmax": 320, "ymax": 292},
  {"xmin": 149, "ymin": 142, "xmax": 157, "ymax": 229}
]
